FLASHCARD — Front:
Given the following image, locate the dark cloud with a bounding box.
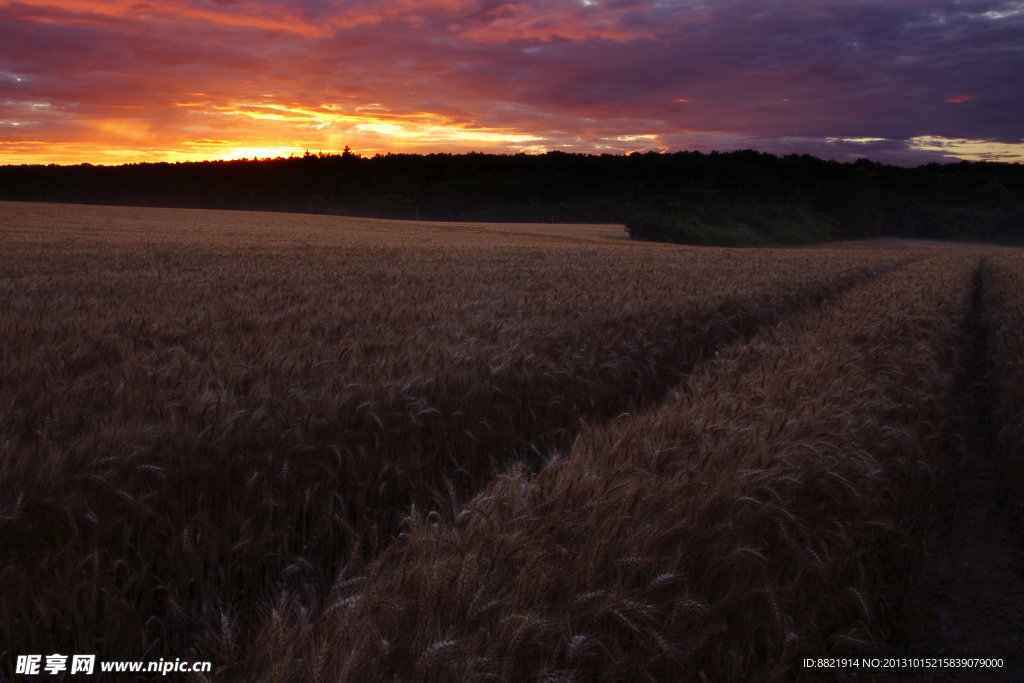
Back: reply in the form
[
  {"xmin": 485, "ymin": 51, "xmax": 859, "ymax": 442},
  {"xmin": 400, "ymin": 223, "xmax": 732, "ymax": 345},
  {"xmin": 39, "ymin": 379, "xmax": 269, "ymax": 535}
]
[{"xmin": 0, "ymin": 0, "xmax": 1021, "ymax": 164}]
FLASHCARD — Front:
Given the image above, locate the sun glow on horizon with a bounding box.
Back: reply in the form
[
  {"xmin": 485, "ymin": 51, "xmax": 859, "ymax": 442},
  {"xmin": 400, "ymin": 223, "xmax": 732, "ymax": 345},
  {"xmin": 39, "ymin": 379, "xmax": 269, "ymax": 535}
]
[
  {"xmin": 2, "ymin": 0, "xmax": 1021, "ymax": 167},
  {"xmin": 0, "ymin": 99, "xmax": 553, "ymax": 165}
]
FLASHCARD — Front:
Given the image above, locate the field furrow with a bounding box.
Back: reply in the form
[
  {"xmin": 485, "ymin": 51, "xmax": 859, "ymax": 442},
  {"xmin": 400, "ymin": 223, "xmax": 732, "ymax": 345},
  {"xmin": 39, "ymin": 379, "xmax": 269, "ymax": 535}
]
[
  {"xmin": 0, "ymin": 229, "xmax": 911, "ymax": 664},
  {"xmin": 270, "ymin": 253, "xmax": 979, "ymax": 681},
  {"xmin": 983, "ymin": 252, "xmax": 1024, "ymax": 550}
]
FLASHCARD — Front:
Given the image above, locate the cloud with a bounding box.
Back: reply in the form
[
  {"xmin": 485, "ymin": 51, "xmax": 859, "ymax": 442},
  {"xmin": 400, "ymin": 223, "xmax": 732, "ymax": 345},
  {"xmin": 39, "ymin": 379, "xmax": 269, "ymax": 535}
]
[{"xmin": 1, "ymin": 0, "xmax": 1022, "ymax": 164}]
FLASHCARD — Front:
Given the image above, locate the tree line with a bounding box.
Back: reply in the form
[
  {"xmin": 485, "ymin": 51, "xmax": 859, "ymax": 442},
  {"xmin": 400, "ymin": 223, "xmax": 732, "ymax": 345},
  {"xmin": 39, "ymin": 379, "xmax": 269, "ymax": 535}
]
[{"xmin": 1, "ymin": 148, "xmax": 1021, "ymax": 246}]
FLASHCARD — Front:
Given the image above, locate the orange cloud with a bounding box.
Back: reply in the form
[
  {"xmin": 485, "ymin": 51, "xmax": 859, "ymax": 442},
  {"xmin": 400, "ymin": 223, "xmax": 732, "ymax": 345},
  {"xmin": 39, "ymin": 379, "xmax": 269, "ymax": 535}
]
[
  {"xmin": 1, "ymin": 0, "xmax": 1022, "ymax": 166},
  {"xmin": 1, "ymin": 0, "xmax": 333, "ymax": 37}
]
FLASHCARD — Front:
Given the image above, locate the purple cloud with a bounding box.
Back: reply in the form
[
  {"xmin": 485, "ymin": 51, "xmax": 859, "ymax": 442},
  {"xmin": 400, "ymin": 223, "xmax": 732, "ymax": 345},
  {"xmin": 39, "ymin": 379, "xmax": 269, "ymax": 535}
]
[{"xmin": 1, "ymin": 0, "xmax": 1021, "ymax": 164}]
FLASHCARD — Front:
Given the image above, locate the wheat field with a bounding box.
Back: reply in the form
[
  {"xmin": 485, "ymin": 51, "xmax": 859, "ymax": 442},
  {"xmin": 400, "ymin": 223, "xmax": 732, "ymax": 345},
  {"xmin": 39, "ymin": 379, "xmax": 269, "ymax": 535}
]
[
  {"xmin": 984, "ymin": 253, "xmax": 1024, "ymax": 554},
  {"xmin": 0, "ymin": 201, "xmax": 1018, "ymax": 680}
]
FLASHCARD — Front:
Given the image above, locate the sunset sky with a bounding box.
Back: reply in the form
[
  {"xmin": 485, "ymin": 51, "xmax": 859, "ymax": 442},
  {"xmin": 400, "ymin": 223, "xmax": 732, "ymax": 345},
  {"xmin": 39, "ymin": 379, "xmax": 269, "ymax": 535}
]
[{"xmin": 2, "ymin": 0, "xmax": 1023, "ymax": 166}]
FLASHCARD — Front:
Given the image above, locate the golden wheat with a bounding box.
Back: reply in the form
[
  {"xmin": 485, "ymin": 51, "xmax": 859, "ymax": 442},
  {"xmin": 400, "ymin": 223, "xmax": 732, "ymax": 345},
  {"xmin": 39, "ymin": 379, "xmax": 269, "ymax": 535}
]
[
  {"xmin": 269, "ymin": 253, "xmax": 979, "ymax": 681},
  {"xmin": 0, "ymin": 200, "xmax": 987, "ymax": 680}
]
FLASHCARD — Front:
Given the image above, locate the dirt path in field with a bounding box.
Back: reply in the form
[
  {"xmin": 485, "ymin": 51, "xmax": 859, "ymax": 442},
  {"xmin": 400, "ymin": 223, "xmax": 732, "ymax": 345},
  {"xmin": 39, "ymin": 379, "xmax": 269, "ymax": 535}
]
[{"xmin": 901, "ymin": 259, "xmax": 1024, "ymax": 681}]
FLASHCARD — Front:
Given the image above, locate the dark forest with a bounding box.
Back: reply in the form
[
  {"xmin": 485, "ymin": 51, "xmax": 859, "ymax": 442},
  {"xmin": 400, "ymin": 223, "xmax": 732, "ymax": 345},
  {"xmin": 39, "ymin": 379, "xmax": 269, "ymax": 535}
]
[{"xmin": 2, "ymin": 149, "xmax": 1022, "ymax": 246}]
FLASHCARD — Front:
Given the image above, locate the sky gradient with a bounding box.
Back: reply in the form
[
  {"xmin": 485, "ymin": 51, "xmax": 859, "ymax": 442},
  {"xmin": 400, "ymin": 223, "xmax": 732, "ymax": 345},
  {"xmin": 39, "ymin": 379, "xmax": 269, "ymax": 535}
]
[{"xmin": 2, "ymin": 0, "xmax": 1023, "ymax": 165}]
